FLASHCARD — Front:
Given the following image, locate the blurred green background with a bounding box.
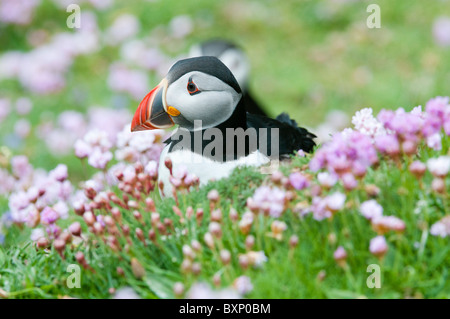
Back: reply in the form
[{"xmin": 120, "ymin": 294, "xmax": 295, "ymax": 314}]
[{"xmin": 1, "ymin": 0, "xmax": 450, "ymax": 174}]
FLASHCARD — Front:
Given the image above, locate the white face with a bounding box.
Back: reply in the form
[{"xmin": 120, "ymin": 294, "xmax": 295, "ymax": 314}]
[{"xmin": 165, "ymin": 71, "xmax": 242, "ymax": 131}]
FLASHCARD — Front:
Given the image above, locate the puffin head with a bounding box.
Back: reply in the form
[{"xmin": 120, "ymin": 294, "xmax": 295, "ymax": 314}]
[
  {"xmin": 189, "ymin": 39, "xmax": 250, "ymax": 91},
  {"xmin": 131, "ymin": 56, "xmax": 242, "ymax": 132}
]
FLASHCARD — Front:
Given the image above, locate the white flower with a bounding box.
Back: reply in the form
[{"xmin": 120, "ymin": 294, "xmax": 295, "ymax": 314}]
[
  {"xmin": 426, "ymin": 133, "xmax": 442, "ymax": 151},
  {"xmin": 30, "ymin": 228, "xmax": 45, "ymax": 242},
  {"xmin": 352, "ymin": 108, "xmax": 386, "ymax": 139},
  {"xmin": 326, "ymin": 192, "xmax": 346, "ymax": 211},
  {"xmin": 360, "ymin": 199, "xmax": 383, "ymax": 220},
  {"xmin": 233, "ymin": 276, "xmax": 253, "ymax": 295},
  {"xmin": 427, "ymin": 156, "xmax": 450, "ymax": 177},
  {"xmin": 317, "ymin": 172, "xmax": 338, "ymax": 188}
]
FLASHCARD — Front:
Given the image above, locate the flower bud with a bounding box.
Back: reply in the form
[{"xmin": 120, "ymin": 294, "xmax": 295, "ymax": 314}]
[
  {"xmin": 148, "ymin": 229, "xmax": 156, "ymax": 242},
  {"xmin": 208, "ymin": 222, "xmax": 222, "ymax": 238},
  {"xmin": 220, "ymin": 249, "xmax": 231, "ymax": 265},
  {"xmin": 245, "ymin": 235, "xmax": 255, "ymax": 250},
  {"xmin": 204, "ymin": 232, "xmax": 215, "ymax": 249},
  {"xmin": 83, "ymin": 211, "xmax": 95, "ymax": 226},
  {"xmin": 69, "ymin": 222, "xmax": 82, "ymax": 237},
  {"xmin": 131, "ymin": 258, "xmax": 145, "ymax": 279},
  {"xmin": 192, "ymin": 262, "xmax": 201, "ymax": 276},
  {"xmin": 239, "ymin": 254, "xmax": 249, "ymax": 269},
  {"xmin": 289, "ymin": 235, "xmax": 299, "ymax": 248},
  {"xmin": 229, "ymin": 208, "xmax": 239, "ymax": 222},
  {"xmin": 36, "ymin": 237, "xmax": 49, "ymax": 249},
  {"xmin": 173, "ymin": 282, "xmax": 184, "ymax": 297},
  {"xmin": 211, "ymin": 209, "xmax": 222, "ymax": 222},
  {"xmin": 145, "ymin": 198, "xmax": 156, "ymax": 212},
  {"xmin": 431, "ymin": 178, "xmax": 445, "ymax": 194},
  {"xmin": 207, "ymin": 189, "xmax": 220, "ymax": 202}
]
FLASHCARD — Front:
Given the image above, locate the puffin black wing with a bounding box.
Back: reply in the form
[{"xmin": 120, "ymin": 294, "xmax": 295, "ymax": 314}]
[{"xmin": 246, "ymin": 112, "xmax": 316, "ymax": 157}]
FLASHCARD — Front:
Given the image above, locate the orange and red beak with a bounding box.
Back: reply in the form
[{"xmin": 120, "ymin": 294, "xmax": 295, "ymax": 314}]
[{"xmin": 131, "ymin": 79, "xmax": 175, "ymax": 132}]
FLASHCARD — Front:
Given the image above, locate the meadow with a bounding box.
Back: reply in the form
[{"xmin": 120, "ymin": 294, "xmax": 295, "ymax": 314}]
[{"xmin": 0, "ymin": 0, "xmax": 449, "ymax": 299}]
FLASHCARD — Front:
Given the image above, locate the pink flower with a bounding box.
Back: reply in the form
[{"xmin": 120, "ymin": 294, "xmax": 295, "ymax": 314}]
[
  {"xmin": 360, "ymin": 199, "xmax": 383, "ymax": 220},
  {"xmin": 409, "ymin": 160, "xmax": 426, "ymax": 178},
  {"xmin": 369, "ymin": 236, "xmax": 388, "ymax": 257},
  {"xmin": 433, "ymin": 17, "xmax": 450, "ymax": 47},
  {"xmin": 105, "ymin": 14, "xmax": 140, "ymax": 46},
  {"xmin": 74, "ymin": 139, "xmax": 92, "ymax": 158},
  {"xmin": 333, "ymin": 246, "xmax": 347, "ymax": 261},
  {"xmin": 317, "ymin": 172, "xmax": 338, "ymax": 188},
  {"xmin": 169, "ymin": 15, "xmax": 193, "ymax": 39},
  {"xmin": 289, "ymin": 172, "xmax": 310, "ymax": 190},
  {"xmin": 233, "ymin": 276, "xmax": 253, "ymax": 295},
  {"xmin": 374, "ymin": 134, "xmax": 400, "ymax": 156},
  {"xmin": 11, "ymin": 155, "xmax": 32, "ymax": 179},
  {"xmin": 107, "ymin": 63, "xmax": 149, "ymax": 100},
  {"xmin": 309, "ymin": 196, "xmax": 332, "ymax": 221},
  {"xmin": 88, "ymin": 148, "xmax": 113, "ymax": 169},
  {"xmin": 0, "ymin": 0, "xmax": 40, "ymax": 25},
  {"xmin": 40, "ymin": 206, "xmax": 59, "ymax": 225},
  {"xmin": 250, "ymin": 186, "xmax": 286, "ymax": 217},
  {"xmin": 30, "ymin": 228, "xmax": 45, "ymax": 241},
  {"xmin": 430, "ymin": 216, "xmax": 450, "ymax": 238},
  {"xmin": 49, "ymin": 164, "xmax": 68, "ymax": 182},
  {"xmin": 371, "ymin": 216, "xmax": 406, "ymax": 233},
  {"xmin": 426, "ymin": 133, "xmax": 442, "ymax": 150}
]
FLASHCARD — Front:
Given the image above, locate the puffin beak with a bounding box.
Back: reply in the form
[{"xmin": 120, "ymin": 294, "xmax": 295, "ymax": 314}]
[{"xmin": 131, "ymin": 78, "xmax": 175, "ymax": 131}]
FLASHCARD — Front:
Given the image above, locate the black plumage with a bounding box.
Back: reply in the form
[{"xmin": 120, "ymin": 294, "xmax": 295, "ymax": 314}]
[{"xmin": 166, "ymin": 98, "xmax": 316, "ymax": 161}]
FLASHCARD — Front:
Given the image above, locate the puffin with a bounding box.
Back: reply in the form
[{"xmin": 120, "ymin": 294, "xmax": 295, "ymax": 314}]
[
  {"xmin": 131, "ymin": 56, "xmax": 315, "ymax": 196},
  {"xmin": 189, "ymin": 39, "xmax": 267, "ymax": 117}
]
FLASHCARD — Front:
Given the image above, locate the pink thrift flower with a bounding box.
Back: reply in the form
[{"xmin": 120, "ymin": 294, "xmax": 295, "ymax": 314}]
[
  {"xmin": 374, "ymin": 134, "xmax": 400, "ymax": 156},
  {"xmin": 88, "ymin": 149, "xmax": 113, "ymax": 169},
  {"xmin": 233, "ymin": 276, "xmax": 253, "ymax": 295},
  {"xmin": 74, "ymin": 139, "xmax": 92, "ymax": 158},
  {"xmin": 30, "ymin": 228, "xmax": 45, "ymax": 241},
  {"xmin": 409, "ymin": 160, "xmax": 426, "ymax": 178},
  {"xmin": 371, "ymin": 216, "xmax": 406, "ymax": 234},
  {"xmin": 317, "ymin": 172, "xmax": 338, "ymax": 188},
  {"xmin": 369, "ymin": 236, "xmax": 388, "ymax": 257},
  {"xmin": 360, "ymin": 199, "xmax": 383, "ymax": 220},
  {"xmin": 250, "ymin": 186, "xmax": 286, "ymax": 217},
  {"xmin": 49, "ymin": 164, "xmax": 68, "ymax": 182},
  {"xmin": 333, "ymin": 246, "xmax": 347, "ymax": 261},
  {"xmin": 40, "ymin": 206, "xmax": 59, "ymax": 225},
  {"xmin": 289, "ymin": 172, "xmax": 310, "ymax": 190},
  {"xmin": 433, "ymin": 17, "xmax": 450, "ymax": 47},
  {"xmin": 430, "ymin": 216, "xmax": 450, "ymax": 238},
  {"xmin": 11, "ymin": 155, "xmax": 32, "ymax": 179}
]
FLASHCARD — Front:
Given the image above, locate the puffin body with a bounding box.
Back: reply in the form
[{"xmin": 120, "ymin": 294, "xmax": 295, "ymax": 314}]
[
  {"xmin": 189, "ymin": 39, "xmax": 267, "ymax": 117},
  {"xmin": 131, "ymin": 56, "xmax": 315, "ymax": 196}
]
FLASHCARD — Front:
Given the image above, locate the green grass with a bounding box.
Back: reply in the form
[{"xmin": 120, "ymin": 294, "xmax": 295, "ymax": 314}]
[
  {"xmin": 0, "ymin": 0, "xmax": 449, "ymax": 299},
  {"xmin": 1, "ymin": 142, "xmax": 449, "ymax": 298}
]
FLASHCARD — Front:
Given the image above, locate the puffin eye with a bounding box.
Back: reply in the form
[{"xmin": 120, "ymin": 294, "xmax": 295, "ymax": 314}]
[{"xmin": 187, "ymin": 77, "xmax": 200, "ymax": 95}]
